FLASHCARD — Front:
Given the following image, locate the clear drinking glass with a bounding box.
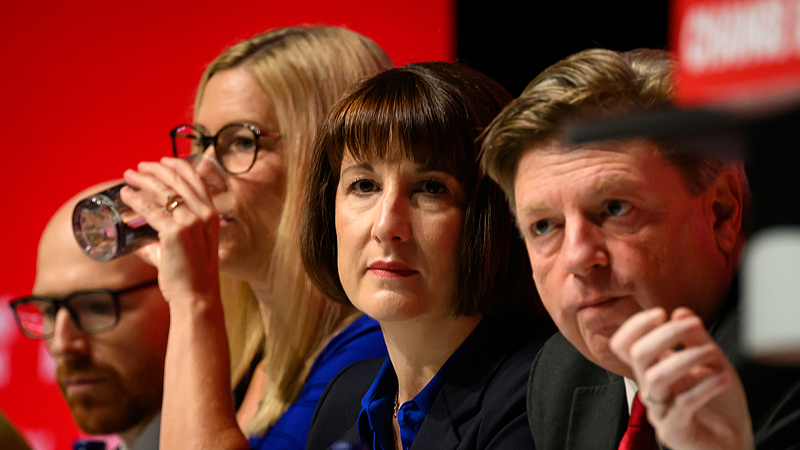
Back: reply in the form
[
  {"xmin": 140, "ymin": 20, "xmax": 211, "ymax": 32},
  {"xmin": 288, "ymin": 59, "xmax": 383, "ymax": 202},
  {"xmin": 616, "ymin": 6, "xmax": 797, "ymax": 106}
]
[{"xmin": 72, "ymin": 154, "xmax": 230, "ymax": 262}]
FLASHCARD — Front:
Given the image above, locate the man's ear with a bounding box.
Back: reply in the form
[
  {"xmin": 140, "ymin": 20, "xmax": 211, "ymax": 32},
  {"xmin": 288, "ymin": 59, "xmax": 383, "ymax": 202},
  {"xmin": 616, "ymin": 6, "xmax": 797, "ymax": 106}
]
[{"xmin": 707, "ymin": 169, "xmax": 743, "ymax": 255}]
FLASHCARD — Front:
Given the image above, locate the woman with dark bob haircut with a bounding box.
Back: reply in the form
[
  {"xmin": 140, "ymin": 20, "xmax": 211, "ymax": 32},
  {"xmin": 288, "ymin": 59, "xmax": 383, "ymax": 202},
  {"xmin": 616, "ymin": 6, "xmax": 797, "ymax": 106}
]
[{"xmin": 300, "ymin": 62, "xmax": 553, "ymax": 450}]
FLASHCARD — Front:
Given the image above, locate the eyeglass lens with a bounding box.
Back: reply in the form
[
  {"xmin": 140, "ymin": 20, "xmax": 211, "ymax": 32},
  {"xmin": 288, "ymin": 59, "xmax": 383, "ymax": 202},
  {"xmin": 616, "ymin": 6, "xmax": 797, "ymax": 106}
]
[
  {"xmin": 173, "ymin": 125, "xmax": 258, "ymax": 174},
  {"xmin": 13, "ymin": 293, "xmax": 118, "ymax": 338}
]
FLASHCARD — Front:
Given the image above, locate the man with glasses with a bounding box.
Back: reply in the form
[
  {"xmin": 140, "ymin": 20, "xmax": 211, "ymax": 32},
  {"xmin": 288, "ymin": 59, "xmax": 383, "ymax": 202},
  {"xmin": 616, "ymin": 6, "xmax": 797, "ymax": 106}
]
[{"xmin": 11, "ymin": 181, "xmax": 169, "ymax": 450}]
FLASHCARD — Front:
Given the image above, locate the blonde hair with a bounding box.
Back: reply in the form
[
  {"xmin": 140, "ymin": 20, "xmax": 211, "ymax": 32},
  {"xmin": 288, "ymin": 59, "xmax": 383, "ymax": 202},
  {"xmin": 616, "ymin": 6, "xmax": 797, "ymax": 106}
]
[
  {"xmin": 194, "ymin": 26, "xmax": 392, "ymax": 434},
  {"xmin": 481, "ymin": 48, "xmax": 750, "ymax": 218}
]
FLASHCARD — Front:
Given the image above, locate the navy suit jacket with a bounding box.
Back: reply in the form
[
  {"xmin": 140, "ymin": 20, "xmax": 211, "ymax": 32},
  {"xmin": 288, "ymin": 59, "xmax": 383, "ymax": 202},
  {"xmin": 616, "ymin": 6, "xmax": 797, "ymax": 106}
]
[
  {"xmin": 527, "ymin": 290, "xmax": 800, "ymax": 450},
  {"xmin": 306, "ymin": 316, "xmax": 548, "ymax": 450}
]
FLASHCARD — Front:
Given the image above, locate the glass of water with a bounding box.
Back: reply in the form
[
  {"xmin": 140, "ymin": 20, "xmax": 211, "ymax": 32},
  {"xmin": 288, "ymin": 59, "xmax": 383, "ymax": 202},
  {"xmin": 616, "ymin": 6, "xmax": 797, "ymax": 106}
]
[{"xmin": 72, "ymin": 154, "xmax": 230, "ymax": 261}]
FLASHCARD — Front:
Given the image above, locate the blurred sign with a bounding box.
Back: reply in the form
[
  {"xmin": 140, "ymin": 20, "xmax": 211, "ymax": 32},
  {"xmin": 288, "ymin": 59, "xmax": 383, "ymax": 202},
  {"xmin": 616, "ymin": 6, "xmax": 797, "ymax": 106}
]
[
  {"xmin": 672, "ymin": 0, "xmax": 800, "ymax": 107},
  {"xmin": 743, "ymin": 228, "xmax": 800, "ymax": 363},
  {"xmin": 672, "ymin": 1, "xmax": 800, "ymax": 364}
]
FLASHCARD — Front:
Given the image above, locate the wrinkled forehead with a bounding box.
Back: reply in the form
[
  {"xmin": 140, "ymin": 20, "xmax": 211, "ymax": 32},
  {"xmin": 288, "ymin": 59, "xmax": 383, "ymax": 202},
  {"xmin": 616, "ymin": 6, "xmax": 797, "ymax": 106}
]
[
  {"xmin": 534, "ymin": 137, "xmax": 661, "ymax": 157},
  {"xmin": 512, "ymin": 138, "xmax": 671, "ymax": 202},
  {"xmin": 515, "ymin": 138, "xmax": 662, "ymax": 176}
]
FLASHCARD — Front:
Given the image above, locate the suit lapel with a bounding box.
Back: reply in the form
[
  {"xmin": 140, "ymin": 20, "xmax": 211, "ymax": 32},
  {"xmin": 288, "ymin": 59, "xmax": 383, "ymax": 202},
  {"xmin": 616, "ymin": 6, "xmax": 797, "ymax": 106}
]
[
  {"xmin": 409, "ymin": 347, "xmax": 486, "ymax": 450},
  {"xmin": 341, "ymin": 421, "xmax": 361, "ymax": 445},
  {"xmin": 565, "ymin": 374, "xmax": 627, "ymax": 450},
  {"xmin": 409, "ymin": 319, "xmax": 506, "ymax": 450},
  {"xmin": 413, "ymin": 395, "xmax": 461, "ymax": 449}
]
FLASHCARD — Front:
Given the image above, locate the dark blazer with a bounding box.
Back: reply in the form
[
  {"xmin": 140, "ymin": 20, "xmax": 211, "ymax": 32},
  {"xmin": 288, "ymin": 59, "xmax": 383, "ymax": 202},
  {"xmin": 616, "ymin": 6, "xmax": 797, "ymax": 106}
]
[
  {"xmin": 306, "ymin": 317, "xmax": 546, "ymax": 450},
  {"xmin": 527, "ymin": 289, "xmax": 800, "ymax": 450}
]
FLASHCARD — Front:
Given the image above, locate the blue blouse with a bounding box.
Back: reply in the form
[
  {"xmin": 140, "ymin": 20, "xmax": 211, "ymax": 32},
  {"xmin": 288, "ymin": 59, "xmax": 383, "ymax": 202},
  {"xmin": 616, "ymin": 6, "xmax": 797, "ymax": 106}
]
[
  {"xmin": 355, "ymin": 322, "xmax": 475, "ymax": 450},
  {"xmin": 247, "ymin": 315, "xmax": 387, "ymax": 450}
]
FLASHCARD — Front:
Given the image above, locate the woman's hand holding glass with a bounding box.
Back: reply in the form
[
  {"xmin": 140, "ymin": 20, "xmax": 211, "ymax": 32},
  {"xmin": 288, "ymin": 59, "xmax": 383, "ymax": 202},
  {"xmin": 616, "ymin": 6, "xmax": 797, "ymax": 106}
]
[{"xmin": 120, "ymin": 155, "xmax": 228, "ymax": 303}]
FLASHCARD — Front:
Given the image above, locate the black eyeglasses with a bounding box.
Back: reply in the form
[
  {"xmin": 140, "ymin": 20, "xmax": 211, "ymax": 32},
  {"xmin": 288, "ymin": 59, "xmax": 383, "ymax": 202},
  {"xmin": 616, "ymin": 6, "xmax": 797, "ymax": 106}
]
[
  {"xmin": 169, "ymin": 123, "xmax": 281, "ymax": 174},
  {"xmin": 9, "ymin": 280, "xmax": 159, "ymax": 340}
]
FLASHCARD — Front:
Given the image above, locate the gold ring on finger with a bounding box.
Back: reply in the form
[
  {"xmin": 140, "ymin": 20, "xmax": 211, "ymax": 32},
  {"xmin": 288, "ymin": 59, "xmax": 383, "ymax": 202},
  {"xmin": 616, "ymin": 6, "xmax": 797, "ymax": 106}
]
[{"xmin": 163, "ymin": 195, "xmax": 184, "ymax": 216}]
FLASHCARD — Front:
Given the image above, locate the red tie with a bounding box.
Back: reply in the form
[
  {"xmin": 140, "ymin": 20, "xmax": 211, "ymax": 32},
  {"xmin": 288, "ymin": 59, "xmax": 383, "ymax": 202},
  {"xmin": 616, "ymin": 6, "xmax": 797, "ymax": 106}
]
[{"xmin": 618, "ymin": 395, "xmax": 659, "ymax": 450}]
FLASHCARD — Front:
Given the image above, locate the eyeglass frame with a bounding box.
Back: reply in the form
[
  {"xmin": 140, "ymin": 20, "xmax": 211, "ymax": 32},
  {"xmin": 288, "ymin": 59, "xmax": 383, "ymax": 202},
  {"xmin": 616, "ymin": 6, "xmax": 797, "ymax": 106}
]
[
  {"xmin": 9, "ymin": 279, "xmax": 160, "ymax": 340},
  {"xmin": 169, "ymin": 123, "xmax": 282, "ymax": 174}
]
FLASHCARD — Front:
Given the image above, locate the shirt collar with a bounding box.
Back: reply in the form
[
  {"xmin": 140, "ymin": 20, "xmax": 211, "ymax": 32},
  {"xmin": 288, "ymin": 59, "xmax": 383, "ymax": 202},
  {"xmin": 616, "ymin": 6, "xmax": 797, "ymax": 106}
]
[
  {"xmin": 356, "ymin": 319, "xmax": 481, "ymax": 449},
  {"xmin": 358, "ymin": 358, "xmax": 397, "ymax": 450}
]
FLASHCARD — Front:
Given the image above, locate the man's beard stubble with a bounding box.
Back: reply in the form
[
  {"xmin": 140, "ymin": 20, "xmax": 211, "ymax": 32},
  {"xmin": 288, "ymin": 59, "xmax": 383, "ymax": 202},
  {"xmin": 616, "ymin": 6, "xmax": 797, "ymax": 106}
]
[{"xmin": 56, "ymin": 355, "xmax": 158, "ymax": 435}]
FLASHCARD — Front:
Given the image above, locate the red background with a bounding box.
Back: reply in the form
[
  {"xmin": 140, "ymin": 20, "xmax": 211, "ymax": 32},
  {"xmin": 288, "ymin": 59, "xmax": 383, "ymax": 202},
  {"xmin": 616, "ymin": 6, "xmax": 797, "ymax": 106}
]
[
  {"xmin": 0, "ymin": 1, "xmax": 455, "ymax": 448},
  {"xmin": 670, "ymin": 0, "xmax": 800, "ymax": 107}
]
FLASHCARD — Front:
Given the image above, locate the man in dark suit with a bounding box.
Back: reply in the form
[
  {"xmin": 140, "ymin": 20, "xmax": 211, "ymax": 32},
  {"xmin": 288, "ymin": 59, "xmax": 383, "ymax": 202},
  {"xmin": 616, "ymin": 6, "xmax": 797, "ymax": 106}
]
[{"xmin": 481, "ymin": 48, "xmax": 800, "ymax": 450}]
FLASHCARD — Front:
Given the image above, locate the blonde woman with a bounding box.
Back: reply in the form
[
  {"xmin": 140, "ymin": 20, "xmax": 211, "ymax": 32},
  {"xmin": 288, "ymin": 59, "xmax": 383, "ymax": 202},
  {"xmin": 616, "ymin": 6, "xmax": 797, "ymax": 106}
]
[{"xmin": 121, "ymin": 27, "xmax": 392, "ymax": 450}]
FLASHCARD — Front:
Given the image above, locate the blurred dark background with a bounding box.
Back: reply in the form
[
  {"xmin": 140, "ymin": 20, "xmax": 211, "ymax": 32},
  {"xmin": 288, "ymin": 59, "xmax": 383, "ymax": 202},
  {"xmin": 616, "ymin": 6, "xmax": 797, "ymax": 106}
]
[{"xmin": 457, "ymin": 1, "xmax": 670, "ymax": 96}]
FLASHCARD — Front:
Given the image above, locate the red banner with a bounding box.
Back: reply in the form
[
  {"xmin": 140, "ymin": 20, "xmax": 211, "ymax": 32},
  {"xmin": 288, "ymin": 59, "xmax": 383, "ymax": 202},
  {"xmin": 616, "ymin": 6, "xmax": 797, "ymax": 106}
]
[{"xmin": 671, "ymin": 0, "xmax": 800, "ymax": 107}]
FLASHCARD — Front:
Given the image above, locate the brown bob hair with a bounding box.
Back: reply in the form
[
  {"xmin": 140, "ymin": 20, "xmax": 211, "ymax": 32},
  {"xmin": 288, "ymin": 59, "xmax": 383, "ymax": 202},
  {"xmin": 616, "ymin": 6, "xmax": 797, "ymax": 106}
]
[{"xmin": 300, "ymin": 62, "xmax": 541, "ymax": 318}]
